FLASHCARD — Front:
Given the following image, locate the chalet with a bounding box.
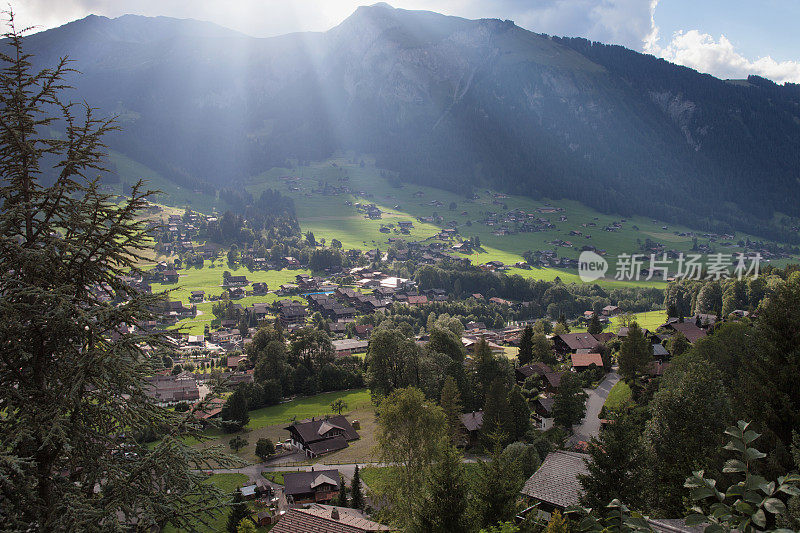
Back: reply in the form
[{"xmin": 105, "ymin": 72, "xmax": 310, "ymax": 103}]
[
  {"xmin": 285, "ymin": 415, "xmax": 360, "ymax": 457},
  {"xmin": 652, "ymin": 343, "xmax": 670, "ymax": 358},
  {"xmin": 227, "ymin": 355, "xmax": 247, "ymax": 369},
  {"xmin": 662, "ymin": 321, "xmax": 707, "ymax": 343},
  {"xmin": 602, "ymin": 305, "xmax": 621, "ymax": 316},
  {"xmin": 554, "ymin": 333, "xmax": 601, "ymax": 354},
  {"xmin": 193, "ymin": 397, "xmax": 225, "ymax": 421},
  {"xmin": 225, "ymin": 275, "xmax": 249, "ymax": 286},
  {"xmin": 189, "ymin": 290, "xmax": 205, "ymax": 302},
  {"xmin": 570, "ymin": 352, "xmax": 604, "ymax": 370},
  {"xmin": 489, "ymin": 297, "xmax": 513, "ymax": 306},
  {"xmin": 543, "ymin": 371, "xmax": 564, "ymax": 394},
  {"xmin": 164, "ymin": 300, "xmax": 194, "ymax": 318},
  {"xmin": 278, "ymin": 283, "xmax": 298, "ymax": 295},
  {"xmin": 534, "ymin": 397, "xmax": 555, "ymax": 430},
  {"xmin": 227, "ymin": 287, "xmax": 246, "ymax": 299},
  {"xmin": 520, "ymin": 451, "xmax": 590, "ymax": 521},
  {"xmin": 515, "ymin": 362, "xmax": 553, "ymax": 384},
  {"xmin": 460, "ymin": 411, "xmax": 483, "ymax": 448},
  {"xmin": 397, "ymin": 220, "xmax": 414, "ymax": 230},
  {"xmin": 251, "ymin": 282, "xmax": 268, "ymax": 295},
  {"xmin": 282, "ymin": 470, "xmax": 342, "ymax": 504},
  {"xmin": 405, "ymin": 294, "xmax": 427, "ymax": 305},
  {"xmin": 332, "ymin": 339, "xmax": 369, "ymax": 358},
  {"xmin": 284, "ymin": 256, "xmax": 300, "ymax": 268},
  {"xmin": 247, "ymin": 303, "xmax": 270, "ymax": 321},
  {"xmin": 280, "ymin": 303, "xmax": 307, "ymax": 327},
  {"xmin": 144, "ymin": 374, "xmax": 199, "ymax": 405},
  {"xmin": 272, "ymin": 507, "xmax": 394, "ymax": 533},
  {"xmin": 354, "ymin": 324, "xmax": 373, "ymax": 338},
  {"xmin": 162, "ymin": 270, "xmax": 179, "ymax": 283}
]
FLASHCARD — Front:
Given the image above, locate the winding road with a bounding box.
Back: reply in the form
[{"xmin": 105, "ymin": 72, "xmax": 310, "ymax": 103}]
[{"xmin": 568, "ymin": 370, "xmax": 619, "ymax": 447}]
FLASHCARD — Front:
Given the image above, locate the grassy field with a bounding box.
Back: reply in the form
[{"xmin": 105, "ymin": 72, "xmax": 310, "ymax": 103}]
[
  {"xmin": 148, "ymin": 261, "xmax": 311, "ymax": 335},
  {"xmin": 609, "ymin": 310, "xmax": 667, "ymax": 332},
  {"xmin": 162, "ymin": 473, "xmax": 267, "ymax": 533},
  {"xmin": 261, "ymin": 471, "xmax": 292, "ymax": 485},
  {"xmin": 603, "ymin": 381, "xmax": 632, "ymax": 413},
  {"xmin": 195, "ymin": 389, "xmax": 377, "ymax": 465},
  {"xmin": 242, "ymin": 155, "xmax": 797, "ymax": 286},
  {"xmin": 247, "ymin": 389, "xmax": 372, "ymax": 430},
  {"xmin": 116, "ymin": 151, "xmax": 797, "ymax": 289},
  {"xmin": 573, "ymin": 310, "xmax": 667, "ymax": 333},
  {"xmin": 108, "ymin": 150, "xmax": 229, "ymax": 214}
]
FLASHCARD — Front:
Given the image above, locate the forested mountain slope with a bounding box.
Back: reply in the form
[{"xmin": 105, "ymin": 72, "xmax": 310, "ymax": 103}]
[{"xmin": 19, "ymin": 3, "xmax": 800, "ymax": 241}]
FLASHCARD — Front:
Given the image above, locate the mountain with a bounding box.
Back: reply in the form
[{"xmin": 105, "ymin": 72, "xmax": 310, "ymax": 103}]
[{"xmin": 18, "ymin": 3, "xmax": 800, "ymax": 241}]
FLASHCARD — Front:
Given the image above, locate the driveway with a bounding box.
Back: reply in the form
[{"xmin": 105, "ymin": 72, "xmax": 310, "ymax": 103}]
[{"xmin": 568, "ymin": 370, "xmax": 619, "ymax": 447}]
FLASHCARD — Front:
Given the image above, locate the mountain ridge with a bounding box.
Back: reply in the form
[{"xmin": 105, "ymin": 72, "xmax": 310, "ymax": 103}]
[{"xmin": 15, "ymin": 3, "xmax": 800, "ymax": 242}]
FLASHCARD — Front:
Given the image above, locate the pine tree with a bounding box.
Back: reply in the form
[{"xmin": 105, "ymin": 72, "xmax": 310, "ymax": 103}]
[
  {"xmin": 578, "ymin": 413, "xmax": 645, "ymax": 510},
  {"xmin": 227, "ymin": 490, "xmax": 249, "ymax": 533},
  {"xmin": 0, "ymin": 15, "xmax": 235, "ymax": 530},
  {"xmin": 221, "ymin": 387, "xmax": 250, "ymax": 431},
  {"xmin": 470, "ymin": 442, "xmax": 525, "ymax": 528},
  {"xmin": 618, "ymin": 322, "xmax": 652, "ymax": 385},
  {"xmin": 440, "ymin": 376, "xmax": 463, "ymax": 442},
  {"xmin": 482, "ymin": 378, "xmax": 510, "ymax": 446},
  {"xmin": 336, "ymin": 481, "xmax": 349, "ymax": 507},
  {"xmin": 505, "ymin": 386, "xmax": 531, "ymax": 443},
  {"xmin": 518, "ymin": 325, "xmax": 534, "ymax": 365},
  {"xmin": 588, "ymin": 313, "xmax": 602, "ymax": 334},
  {"xmin": 552, "ymin": 372, "xmax": 588, "ymax": 428},
  {"xmin": 411, "ymin": 440, "xmax": 468, "ymax": 533},
  {"xmin": 350, "ymin": 465, "xmax": 364, "ymax": 510}
]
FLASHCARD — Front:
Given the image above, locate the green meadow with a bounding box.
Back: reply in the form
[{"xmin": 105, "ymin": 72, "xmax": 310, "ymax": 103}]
[
  {"xmin": 148, "ymin": 261, "xmax": 311, "ymax": 335},
  {"xmin": 244, "ymin": 156, "xmax": 796, "ymax": 287},
  {"xmin": 246, "ymin": 389, "xmax": 371, "ymax": 430}
]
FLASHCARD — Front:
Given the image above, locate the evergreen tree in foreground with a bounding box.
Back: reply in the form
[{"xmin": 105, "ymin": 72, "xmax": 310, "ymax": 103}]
[
  {"xmin": 0, "ymin": 13, "xmax": 236, "ymax": 530},
  {"xmin": 350, "ymin": 465, "xmax": 364, "ymax": 510},
  {"xmin": 227, "ymin": 490, "xmax": 249, "ymax": 533},
  {"xmin": 410, "ymin": 440, "xmax": 469, "ymax": 533},
  {"xmin": 552, "ymin": 372, "xmax": 588, "ymax": 428},
  {"xmin": 440, "ymin": 375, "xmax": 463, "ymax": 442}
]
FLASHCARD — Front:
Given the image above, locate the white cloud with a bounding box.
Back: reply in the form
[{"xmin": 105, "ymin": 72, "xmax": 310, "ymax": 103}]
[
  {"xmin": 643, "ymin": 1, "xmax": 800, "ymax": 83},
  {"xmin": 651, "ymin": 30, "xmax": 800, "ymax": 83}
]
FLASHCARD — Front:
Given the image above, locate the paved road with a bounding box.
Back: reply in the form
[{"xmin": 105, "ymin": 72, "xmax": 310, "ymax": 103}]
[
  {"xmin": 568, "ymin": 370, "xmax": 619, "ymax": 447},
  {"xmin": 207, "ymin": 458, "xmax": 483, "ymax": 486}
]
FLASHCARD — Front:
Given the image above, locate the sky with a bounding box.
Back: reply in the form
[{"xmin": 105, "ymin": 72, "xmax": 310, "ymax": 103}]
[{"xmin": 14, "ymin": 0, "xmax": 800, "ymax": 83}]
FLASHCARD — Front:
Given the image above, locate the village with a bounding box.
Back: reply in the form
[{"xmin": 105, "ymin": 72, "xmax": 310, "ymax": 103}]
[{"xmin": 90, "ymin": 189, "xmax": 792, "ymax": 533}]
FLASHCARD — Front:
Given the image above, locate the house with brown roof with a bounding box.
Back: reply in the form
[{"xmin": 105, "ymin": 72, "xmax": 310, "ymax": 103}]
[
  {"xmin": 282, "ymin": 469, "xmax": 342, "ymax": 504},
  {"xmin": 460, "ymin": 410, "xmax": 483, "ymax": 447},
  {"xmin": 543, "ymin": 371, "xmax": 565, "ymax": 394},
  {"xmin": 570, "ymin": 352, "xmax": 604, "ymax": 370},
  {"xmin": 554, "ymin": 333, "xmax": 601, "ymax": 354},
  {"xmin": 144, "ymin": 373, "xmax": 199, "ymax": 405},
  {"xmin": 520, "ymin": 450, "xmax": 590, "ymax": 520},
  {"xmin": 272, "ymin": 506, "xmax": 394, "ymax": 533},
  {"xmin": 286, "ymin": 415, "xmax": 360, "ymax": 457},
  {"xmin": 515, "ymin": 362, "xmax": 553, "ymax": 384},
  {"xmin": 534, "ymin": 397, "xmax": 555, "ymax": 430},
  {"xmin": 662, "ymin": 321, "xmax": 707, "ymax": 343}
]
